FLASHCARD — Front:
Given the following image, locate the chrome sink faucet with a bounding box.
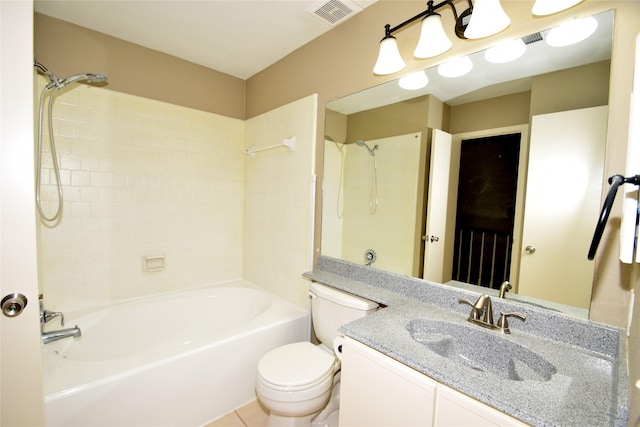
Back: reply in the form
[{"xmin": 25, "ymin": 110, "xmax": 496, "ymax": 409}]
[
  {"xmin": 39, "ymin": 294, "xmax": 82, "ymax": 344},
  {"xmin": 458, "ymin": 294, "xmax": 525, "ymax": 334}
]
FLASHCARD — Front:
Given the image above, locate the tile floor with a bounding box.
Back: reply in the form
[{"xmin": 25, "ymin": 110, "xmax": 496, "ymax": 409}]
[{"xmin": 205, "ymin": 400, "xmax": 269, "ymax": 427}]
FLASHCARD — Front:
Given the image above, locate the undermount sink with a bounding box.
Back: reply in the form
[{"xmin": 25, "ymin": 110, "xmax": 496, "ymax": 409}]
[{"xmin": 406, "ymin": 319, "xmax": 556, "ymax": 382}]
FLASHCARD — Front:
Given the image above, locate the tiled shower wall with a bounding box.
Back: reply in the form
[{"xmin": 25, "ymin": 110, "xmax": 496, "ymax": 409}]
[
  {"xmin": 37, "ymin": 77, "xmax": 245, "ymax": 312},
  {"xmin": 37, "ymin": 77, "xmax": 316, "ymax": 312},
  {"xmin": 243, "ymin": 94, "xmax": 317, "ymax": 309}
]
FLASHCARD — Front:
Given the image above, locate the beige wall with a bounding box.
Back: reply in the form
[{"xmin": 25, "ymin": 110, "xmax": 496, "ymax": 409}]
[
  {"xmin": 34, "ymin": 13, "xmax": 245, "ymax": 119},
  {"xmin": 530, "ymin": 60, "xmax": 610, "ymax": 115},
  {"xmin": 450, "ymin": 91, "xmax": 531, "ymax": 135}
]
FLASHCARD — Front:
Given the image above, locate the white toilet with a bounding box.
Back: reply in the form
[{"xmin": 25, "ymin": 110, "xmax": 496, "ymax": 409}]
[{"xmin": 256, "ymin": 282, "xmax": 378, "ymax": 427}]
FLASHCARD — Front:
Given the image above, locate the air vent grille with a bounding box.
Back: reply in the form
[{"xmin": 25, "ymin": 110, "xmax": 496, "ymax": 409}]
[
  {"xmin": 310, "ymin": 0, "xmax": 360, "ymax": 26},
  {"xmin": 522, "ymin": 32, "xmax": 543, "ymax": 45}
]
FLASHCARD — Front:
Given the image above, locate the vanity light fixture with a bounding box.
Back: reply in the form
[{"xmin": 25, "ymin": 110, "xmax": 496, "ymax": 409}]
[
  {"xmin": 399, "ymin": 70, "xmax": 429, "ymax": 90},
  {"xmin": 373, "ymin": 0, "xmax": 510, "ymax": 75},
  {"xmin": 373, "ymin": 0, "xmax": 587, "ymax": 75},
  {"xmin": 484, "ymin": 38, "xmax": 526, "ymax": 63},
  {"xmin": 437, "ymin": 56, "xmax": 473, "ymax": 78},
  {"xmin": 546, "ymin": 16, "xmax": 598, "ymax": 47}
]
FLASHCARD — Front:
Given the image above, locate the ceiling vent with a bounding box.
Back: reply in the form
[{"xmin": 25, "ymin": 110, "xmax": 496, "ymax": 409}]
[
  {"xmin": 308, "ymin": 0, "xmax": 363, "ymax": 26},
  {"xmin": 522, "ymin": 32, "xmax": 543, "ymax": 45}
]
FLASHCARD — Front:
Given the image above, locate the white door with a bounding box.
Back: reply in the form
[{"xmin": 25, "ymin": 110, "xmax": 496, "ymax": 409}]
[
  {"xmin": 423, "ymin": 129, "xmax": 460, "ymax": 283},
  {"xmin": 518, "ymin": 106, "xmax": 607, "ymax": 308},
  {"xmin": 1, "ymin": 1, "xmax": 46, "ymax": 425}
]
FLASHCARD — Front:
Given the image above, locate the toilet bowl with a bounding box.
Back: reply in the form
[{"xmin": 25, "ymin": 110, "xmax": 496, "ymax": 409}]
[
  {"xmin": 256, "ymin": 342, "xmax": 337, "ymax": 425},
  {"xmin": 255, "ymin": 283, "xmax": 379, "ymax": 427}
]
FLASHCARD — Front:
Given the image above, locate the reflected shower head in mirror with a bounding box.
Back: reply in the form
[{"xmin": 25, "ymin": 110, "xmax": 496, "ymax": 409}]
[{"xmin": 356, "ymin": 140, "xmax": 380, "ymax": 157}]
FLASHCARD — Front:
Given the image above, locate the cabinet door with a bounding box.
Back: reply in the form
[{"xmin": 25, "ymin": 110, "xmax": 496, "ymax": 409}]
[
  {"xmin": 340, "ymin": 337, "xmax": 437, "ymax": 427},
  {"xmin": 435, "ymin": 385, "xmax": 528, "ymax": 427}
]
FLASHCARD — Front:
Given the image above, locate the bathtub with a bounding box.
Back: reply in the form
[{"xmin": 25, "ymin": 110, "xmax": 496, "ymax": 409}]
[{"xmin": 42, "ymin": 281, "xmax": 309, "ymax": 426}]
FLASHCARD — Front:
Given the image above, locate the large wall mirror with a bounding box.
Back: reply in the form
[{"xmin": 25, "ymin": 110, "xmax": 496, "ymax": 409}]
[{"xmin": 322, "ymin": 10, "xmax": 614, "ymax": 317}]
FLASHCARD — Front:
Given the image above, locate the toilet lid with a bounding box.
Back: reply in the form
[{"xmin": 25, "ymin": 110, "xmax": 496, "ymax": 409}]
[{"xmin": 258, "ymin": 342, "xmax": 336, "ymax": 388}]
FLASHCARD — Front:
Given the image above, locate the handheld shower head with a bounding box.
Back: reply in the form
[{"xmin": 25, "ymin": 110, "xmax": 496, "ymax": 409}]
[
  {"xmin": 34, "ymin": 59, "xmax": 109, "ymax": 89},
  {"xmin": 356, "ymin": 140, "xmax": 380, "ymax": 157},
  {"xmin": 59, "ymin": 72, "xmax": 108, "ymax": 88}
]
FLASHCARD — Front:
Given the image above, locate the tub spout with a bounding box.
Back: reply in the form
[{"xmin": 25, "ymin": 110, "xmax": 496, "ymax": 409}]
[{"xmin": 42, "ymin": 326, "xmax": 82, "ymax": 344}]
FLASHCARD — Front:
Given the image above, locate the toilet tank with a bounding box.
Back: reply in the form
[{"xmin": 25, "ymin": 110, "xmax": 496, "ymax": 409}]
[{"xmin": 309, "ymin": 282, "xmax": 379, "ymax": 345}]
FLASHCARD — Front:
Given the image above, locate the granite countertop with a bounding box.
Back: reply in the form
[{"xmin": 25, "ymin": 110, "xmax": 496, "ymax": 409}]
[{"xmin": 304, "ymin": 257, "xmax": 629, "ymax": 427}]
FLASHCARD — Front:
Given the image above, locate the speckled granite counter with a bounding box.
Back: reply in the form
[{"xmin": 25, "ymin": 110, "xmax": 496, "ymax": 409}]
[{"xmin": 304, "ymin": 256, "xmax": 629, "ymax": 427}]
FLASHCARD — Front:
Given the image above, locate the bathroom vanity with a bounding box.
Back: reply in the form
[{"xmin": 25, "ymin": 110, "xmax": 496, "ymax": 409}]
[
  {"xmin": 340, "ymin": 336, "xmax": 527, "ymax": 426},
  {"xmin": 305, "ymin": 256, "xmax": 629, "ymax": 427}
]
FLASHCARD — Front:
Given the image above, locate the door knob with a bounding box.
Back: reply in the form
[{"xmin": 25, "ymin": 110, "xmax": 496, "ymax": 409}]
[
  {"xmin": 525, "ymin": 245, "xmax": 536, "ymax": 255},
  {"xmin": 2, "ymin": 293, "xmax": 28, "ymax": 317},
  {"xmin": 430, "ymin": 236, "xmax": 440, "ymax": 243}
]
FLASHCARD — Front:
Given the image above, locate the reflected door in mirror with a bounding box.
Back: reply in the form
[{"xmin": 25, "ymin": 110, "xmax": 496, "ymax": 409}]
[{"xmin": 518, "ymin": 106, "xmax": 607, "ymax": 309}]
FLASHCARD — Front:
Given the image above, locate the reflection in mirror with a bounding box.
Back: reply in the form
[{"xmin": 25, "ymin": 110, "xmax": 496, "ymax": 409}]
[{"xmin": 322, "ymin": 10, "xmax": 614, "ymax": 317}]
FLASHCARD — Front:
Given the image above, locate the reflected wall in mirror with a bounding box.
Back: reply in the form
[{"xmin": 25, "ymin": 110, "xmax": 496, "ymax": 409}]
[{"xmin": 322, "ymin": 10, "xmax": 614, "ymax": 315}]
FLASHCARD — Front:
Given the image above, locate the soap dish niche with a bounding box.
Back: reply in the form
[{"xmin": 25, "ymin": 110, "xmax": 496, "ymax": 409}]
[{"xmin": 143, "ymin": 255, "xmax": 166, "ymax": 272}]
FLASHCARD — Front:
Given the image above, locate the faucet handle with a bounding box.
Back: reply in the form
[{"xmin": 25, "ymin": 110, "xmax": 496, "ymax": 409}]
[
  {"xmin": 457, "ymin": 298, "xmax": 479, "ymax": 320},
  {"xmin": 497, "ymin": 312, "xmax": 526, "ymax": 334},
  {"xmin": 43, "ymin": 310, "xmax": 65, "ymax": 326},
  {"xmin": 458, "ymin": 295, "xmax": 493, "ymax": 324}
]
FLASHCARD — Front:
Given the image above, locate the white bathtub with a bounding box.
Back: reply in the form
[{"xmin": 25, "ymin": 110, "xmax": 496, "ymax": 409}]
[{"xmin": 42, "ymin": 281, "xmax": 309, "ymax": 426}]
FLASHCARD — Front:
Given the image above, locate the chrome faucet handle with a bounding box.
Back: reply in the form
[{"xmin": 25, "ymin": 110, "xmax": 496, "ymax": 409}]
[
  {"xmin": 497, "ymin": 312, "xmax": 526, "ymax": 334},
  {"xmin": 42, "ymin": 310, "xmax": 65, "ymax": 326}
]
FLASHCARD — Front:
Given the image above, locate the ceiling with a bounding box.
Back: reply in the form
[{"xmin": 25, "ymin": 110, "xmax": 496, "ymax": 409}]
[{"xmin": 34, "ymin": 0, "xmax": 376, "ymax": 80}]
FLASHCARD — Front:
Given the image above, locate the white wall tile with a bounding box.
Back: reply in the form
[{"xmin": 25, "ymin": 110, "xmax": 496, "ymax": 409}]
[{"xmin": 37, "ymin": 77, "xmax": 245, "ymax": 312}]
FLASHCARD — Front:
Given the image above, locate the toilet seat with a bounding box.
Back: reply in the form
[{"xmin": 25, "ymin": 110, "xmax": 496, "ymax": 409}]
[{"xmin": 257, "ymin": 342, "xmax": 336, "ymax": 392}]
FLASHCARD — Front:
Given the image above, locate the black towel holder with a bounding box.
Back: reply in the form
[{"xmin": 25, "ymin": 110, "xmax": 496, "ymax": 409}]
[{"xmin": 587, "ymin": 174, "xmax": 640, "ymax": 260}]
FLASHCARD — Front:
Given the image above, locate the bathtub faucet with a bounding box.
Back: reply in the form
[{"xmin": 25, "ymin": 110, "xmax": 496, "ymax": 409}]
[
  {"xmin": 41, "ymin": 327, "xmax": 82, "ymax": 344},
  {"xmin": 39, "ymin": 294, "xmax": 82, "ymax": 344}
]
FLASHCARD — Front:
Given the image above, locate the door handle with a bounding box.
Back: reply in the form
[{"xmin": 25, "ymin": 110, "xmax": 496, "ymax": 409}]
[
  {"xmin": 430, "ymin": 236, "xmax": 440, "ymax": 243},
  {"xmin": 2, "ymin": 293, "xmax": 28, "ymax": 317},
  {"xmin": 525, "ymin": 245, "xmax": 536, "ymax": 255}
]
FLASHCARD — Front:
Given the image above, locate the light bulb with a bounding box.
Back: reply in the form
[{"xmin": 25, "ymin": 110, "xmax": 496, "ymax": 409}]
[
  {"xmin": 438, "ymin": 56, "xmax": 473, "ymax": 78},
  {"xmin": 546, "ymin": 16, "xmax": 598, "ymax": 47},
  {"xmin": 399, "ymin": 71, "xmax": 429, "ymax": 90},
  {"xmin": 485, "ymin": 39, "xmax": 526, "ymax": 63}
]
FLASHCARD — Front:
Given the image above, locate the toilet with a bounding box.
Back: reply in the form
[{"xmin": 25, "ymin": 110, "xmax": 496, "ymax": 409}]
[{"xmin": 256, "ymin": 282, "xmax": 378, "ymax": 427}]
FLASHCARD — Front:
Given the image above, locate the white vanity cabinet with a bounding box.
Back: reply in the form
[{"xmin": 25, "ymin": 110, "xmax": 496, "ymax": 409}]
[
  {"xmin": 339, "ymin": 337, "xmax": 528, "ymax": 427},
  {"xmin": 435, "ymin": 385, "xmax": 527, "ymax": 427}
]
